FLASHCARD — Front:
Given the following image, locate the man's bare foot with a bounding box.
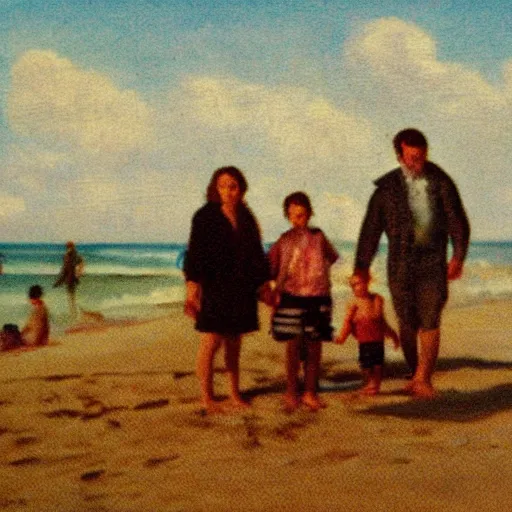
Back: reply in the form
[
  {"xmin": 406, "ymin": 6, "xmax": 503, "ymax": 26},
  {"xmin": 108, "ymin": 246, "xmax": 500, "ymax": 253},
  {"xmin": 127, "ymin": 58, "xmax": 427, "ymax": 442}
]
[
  {"xmin": 412, "ymin": 381, "xmax": 438, "ymax": 400},
  {"xmin": 301, "ymin": 393, "xmax": 327, "ymax": 411},
  {"xmin": 283, "ymin": 393, "xmax": 300, "ymax": 412}
]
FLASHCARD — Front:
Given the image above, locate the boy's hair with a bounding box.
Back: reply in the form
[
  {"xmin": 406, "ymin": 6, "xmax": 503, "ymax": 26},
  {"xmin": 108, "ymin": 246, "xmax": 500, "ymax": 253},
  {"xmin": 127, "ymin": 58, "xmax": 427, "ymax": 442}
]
[
  {"xmin": 28, "ymin": 285, "xmax": 44, "ymax": 299},
  {"xmin": 393, "ymin": 128, "xmax": 428, "ymax": 156},
  {"xmin": 283, "ymin": 191, "xmax": 313, "ymax": 218},
  {"xmin": 206, "ymin": 166, "xmax": 248, "ymax": 202}
]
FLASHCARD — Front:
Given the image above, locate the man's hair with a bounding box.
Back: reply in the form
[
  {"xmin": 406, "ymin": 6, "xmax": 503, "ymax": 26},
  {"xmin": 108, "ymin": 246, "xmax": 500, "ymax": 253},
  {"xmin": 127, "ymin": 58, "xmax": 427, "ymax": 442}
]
[
  {"xmin": 393, "ymin": 129, "xmax": 428, "ymax": 156},
  {"xmin": 206, "ymin": 166, "xmax": 248, "ymax": 202},
  {"xmin": 283, "ymin": 191, "xmax": 313, "ymax": 218},
  {"xmin": 28, "ymin": 285, "xmax": 43, "ymax": 299}
]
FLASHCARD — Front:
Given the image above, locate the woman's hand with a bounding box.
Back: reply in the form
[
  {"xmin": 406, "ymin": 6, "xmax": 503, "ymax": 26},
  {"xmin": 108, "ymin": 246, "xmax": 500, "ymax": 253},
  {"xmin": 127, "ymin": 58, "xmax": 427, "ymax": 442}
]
[{"xmin": 184, "ymin": 281, "xmax": 201, "ymax": 319}]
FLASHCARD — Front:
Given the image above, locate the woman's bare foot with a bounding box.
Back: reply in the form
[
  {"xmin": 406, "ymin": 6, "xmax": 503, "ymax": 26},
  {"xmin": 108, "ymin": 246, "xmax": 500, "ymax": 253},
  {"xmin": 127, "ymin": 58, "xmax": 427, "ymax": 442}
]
[
  {"xmin": 301, "ymin": 393, "xmax": 327, "ymax": 411},
  {"xmin": 283, "ymin": 393, "xmax": 300, "ymax": 412}
]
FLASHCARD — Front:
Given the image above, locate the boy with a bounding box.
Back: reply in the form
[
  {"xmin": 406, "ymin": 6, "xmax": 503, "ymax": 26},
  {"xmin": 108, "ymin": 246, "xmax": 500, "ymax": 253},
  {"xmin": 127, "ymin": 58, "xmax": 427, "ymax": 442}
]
[{"xmin": 268, "ymin": 192, "xmax": 339, "ymax": 411}]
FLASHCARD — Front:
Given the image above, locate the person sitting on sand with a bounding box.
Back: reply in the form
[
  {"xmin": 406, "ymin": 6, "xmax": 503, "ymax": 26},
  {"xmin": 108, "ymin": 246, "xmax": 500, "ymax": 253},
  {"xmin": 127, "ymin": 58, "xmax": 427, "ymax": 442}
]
[
  {"xmin": 268, "ymin": 191, "xmax": 339, "ymax": 411},
  {"xmin": 336, "ymin": 273, "xmax": 399, "ymax": 395},
  {"xmin": 21, "ymin": 285, "xmax": 50, "ymax": 347}
]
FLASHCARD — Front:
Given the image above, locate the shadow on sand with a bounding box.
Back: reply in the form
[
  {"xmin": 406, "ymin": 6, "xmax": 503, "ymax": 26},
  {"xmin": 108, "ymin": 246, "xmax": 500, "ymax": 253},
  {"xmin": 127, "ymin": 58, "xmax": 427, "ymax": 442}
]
[
  {"xmin": 320, "ymin": 356, "xmax": 512, "ymax": 422},
  {"xmin": 361, "ymin": 383, "xmax": 512, "ymax": 422}
]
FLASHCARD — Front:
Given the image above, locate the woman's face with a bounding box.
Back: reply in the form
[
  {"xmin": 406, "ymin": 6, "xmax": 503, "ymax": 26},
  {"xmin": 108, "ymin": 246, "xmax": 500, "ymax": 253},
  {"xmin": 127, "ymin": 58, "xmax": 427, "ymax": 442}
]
[{"xmin": 217, "ymin": 173, "xmax": 242, "ymax": 207}]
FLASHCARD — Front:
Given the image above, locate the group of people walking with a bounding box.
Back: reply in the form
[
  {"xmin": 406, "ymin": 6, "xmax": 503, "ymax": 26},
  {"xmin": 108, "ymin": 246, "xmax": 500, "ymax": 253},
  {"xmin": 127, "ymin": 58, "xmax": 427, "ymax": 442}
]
[{"xmin": 184, "ymin": 128, "xmax": 470, "ymax": 413}]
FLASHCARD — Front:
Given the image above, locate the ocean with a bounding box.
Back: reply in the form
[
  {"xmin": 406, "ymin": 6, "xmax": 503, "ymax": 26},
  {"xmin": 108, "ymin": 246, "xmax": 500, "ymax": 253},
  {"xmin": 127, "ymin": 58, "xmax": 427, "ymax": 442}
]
[{"xmin": 0, "ymin": 241, "xmax": 511, "ymax": 334}]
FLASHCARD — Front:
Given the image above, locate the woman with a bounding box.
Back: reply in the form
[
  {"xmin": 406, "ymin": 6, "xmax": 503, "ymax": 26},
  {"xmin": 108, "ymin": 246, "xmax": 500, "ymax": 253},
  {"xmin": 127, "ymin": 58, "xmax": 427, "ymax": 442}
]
[{"xmin": 184, "ymin": 166, "xmax": 269, "ymax": 412}]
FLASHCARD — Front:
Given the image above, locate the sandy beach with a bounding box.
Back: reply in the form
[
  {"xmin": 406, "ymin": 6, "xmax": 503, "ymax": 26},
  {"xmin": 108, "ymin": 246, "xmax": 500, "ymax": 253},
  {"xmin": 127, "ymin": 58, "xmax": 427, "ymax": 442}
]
[{"xmin": 1, "ymin": 299, "xmax": 511, "ymax": 511}]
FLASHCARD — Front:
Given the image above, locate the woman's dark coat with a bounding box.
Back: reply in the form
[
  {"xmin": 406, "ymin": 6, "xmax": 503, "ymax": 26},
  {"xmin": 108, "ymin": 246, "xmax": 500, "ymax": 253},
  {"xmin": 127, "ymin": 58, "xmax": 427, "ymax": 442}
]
[{"xmin": 185, "ymin": 202, "xmax": 269, "ymax": 334}]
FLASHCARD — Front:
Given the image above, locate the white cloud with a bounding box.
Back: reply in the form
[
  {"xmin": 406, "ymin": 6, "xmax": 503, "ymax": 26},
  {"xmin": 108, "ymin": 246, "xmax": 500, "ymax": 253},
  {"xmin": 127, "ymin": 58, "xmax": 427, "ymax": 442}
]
[
  {"xmin": 7, "ymin": 50, "xmax": 154, "ymax": 153},
  {"xmin": 181, "ymin": 75, "xmax": 376, "ymax": 171},
  {"xmin": 315, "ymin": 192, "xmax": 365, "ymax": 242},
  {"xmin": 0, "ymin": 193, "xmax": 25, "ymax": 217},
  {"xmin": 345, "ymin": 17, "xmax": 507, "ymax": 117}
]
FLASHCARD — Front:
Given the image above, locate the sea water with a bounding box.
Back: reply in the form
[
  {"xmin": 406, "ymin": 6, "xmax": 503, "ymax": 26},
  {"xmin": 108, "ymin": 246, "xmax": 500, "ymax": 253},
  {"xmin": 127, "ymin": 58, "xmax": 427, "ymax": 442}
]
[{"xmin": 0, "ymin": 241, "xmax": 511, "ymax": 334}]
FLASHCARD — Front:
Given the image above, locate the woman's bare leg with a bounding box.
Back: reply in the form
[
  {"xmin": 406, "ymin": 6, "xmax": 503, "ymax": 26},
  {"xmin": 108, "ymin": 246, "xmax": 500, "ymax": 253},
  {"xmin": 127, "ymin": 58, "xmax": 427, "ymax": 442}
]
[
  {"xmin": 196, "ymin": 333, "xmax": 222, "ymax": 410},
  {"xmin": 224, "ymin": 334, "xmax": 249, "ymax": 408}
]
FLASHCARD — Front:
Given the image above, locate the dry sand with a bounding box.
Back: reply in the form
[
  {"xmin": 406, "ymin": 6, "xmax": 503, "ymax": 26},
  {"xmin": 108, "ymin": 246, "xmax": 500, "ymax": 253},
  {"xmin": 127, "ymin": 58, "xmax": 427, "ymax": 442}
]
[{"xmin": 1, "ymin": 300, "xmax": 511, "ymax": 511}]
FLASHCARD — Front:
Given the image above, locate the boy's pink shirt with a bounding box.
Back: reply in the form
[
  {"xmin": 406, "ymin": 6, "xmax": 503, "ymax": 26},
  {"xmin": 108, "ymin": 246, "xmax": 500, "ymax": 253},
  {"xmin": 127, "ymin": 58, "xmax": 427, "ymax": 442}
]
[{"xmin": 268, "ymin": 227, "xmax": 338, "ymax": 296}]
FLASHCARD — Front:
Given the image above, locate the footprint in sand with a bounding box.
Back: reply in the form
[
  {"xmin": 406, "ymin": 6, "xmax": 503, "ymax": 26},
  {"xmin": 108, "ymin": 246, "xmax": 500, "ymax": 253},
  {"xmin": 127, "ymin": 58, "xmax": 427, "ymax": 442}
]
[
  {"xmin": 172, "ymin": 371, "xmax": 194, "ymax": 380},
  {"xmin": 15, "ymin": 436, "xmax": 38, "ymax": 446},
  {"xmin": 43, "ymin": 374, "xmax": 82, "ymax": 382},
  {"xmin": 80, "ymin": 469, "xmax": 106, "ymax": 481},
  {"xmin": 9, "ymin": 456, "xmax": 42, "ymax": 466},
  {"xmin": 133, "ymin": 398, "xmax": 169, "ymax": 410},
  {"xmin": 144, "ymin": 455, "xmax": 180, "ymax": 467}
]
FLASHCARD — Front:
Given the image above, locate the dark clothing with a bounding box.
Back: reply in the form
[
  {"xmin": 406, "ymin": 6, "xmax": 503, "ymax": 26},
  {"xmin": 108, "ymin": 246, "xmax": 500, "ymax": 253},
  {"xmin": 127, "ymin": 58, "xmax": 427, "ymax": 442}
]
[
  {"xmin": 355, "ymin": 162, "xmax": 470, "ymax": 330},
  {"xmin": 271, "ymin": 293, "xmax": 333, "ymax": 342},
  {"xmin": 358, "ymin": 341, "xmax": 385, "ymax": 369},
  {"xmin": 54, "ymin": 248, "xmax": 82, "ymax": 292},
  {"xmin": 184, "ymin": 202, "xmax": 269, "ymax": 334}
]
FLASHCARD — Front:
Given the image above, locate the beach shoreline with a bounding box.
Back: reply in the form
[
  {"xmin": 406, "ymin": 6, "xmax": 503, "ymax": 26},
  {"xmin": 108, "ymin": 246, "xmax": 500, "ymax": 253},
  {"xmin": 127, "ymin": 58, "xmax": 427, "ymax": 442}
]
[{"xmin": 1, "ymin": 298, "xmax": 511, "ymax": 511}]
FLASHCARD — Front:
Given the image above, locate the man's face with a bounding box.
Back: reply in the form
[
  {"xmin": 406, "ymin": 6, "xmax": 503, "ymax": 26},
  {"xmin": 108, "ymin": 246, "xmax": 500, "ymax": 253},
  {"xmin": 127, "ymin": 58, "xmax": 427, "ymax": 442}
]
[{"xmin": 400, "ymin": 143, "xmax": 427, "ymax": 177}]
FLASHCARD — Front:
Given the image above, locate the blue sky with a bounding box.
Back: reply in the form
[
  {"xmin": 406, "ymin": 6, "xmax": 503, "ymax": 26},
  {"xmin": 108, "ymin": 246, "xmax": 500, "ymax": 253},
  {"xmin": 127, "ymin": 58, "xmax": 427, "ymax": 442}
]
[{"xmin": 1, "ymin": 0, "xmax": 511, "ymax": 242}]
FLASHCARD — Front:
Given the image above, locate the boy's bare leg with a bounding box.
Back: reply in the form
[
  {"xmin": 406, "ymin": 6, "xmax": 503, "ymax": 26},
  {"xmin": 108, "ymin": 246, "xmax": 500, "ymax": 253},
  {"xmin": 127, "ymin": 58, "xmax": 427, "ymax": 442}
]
[
  {"xmin": 412, "ymin": 328, "xmax": 440, "ymax": 399},
  {"xmin": 284, "ymin": 338, "xmax": 301, "ymax": 410},
  {"xmin": 196, "ymin": 333, "xmax": 222, "ymax": 411},
  {"xmin": 302, "ymin": 342, "xmax": 326, "ymax": 410},
  {"xmin": 224, "ymin": 334, "xmax": 249, "ymax": 408}
]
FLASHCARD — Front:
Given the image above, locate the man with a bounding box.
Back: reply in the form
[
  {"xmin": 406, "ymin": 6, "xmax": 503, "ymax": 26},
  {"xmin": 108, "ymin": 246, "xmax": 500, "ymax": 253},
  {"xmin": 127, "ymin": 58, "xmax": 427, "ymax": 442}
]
[{"xmin": 354, "ymin": 128, "xmax": 470, "ymax": 398}]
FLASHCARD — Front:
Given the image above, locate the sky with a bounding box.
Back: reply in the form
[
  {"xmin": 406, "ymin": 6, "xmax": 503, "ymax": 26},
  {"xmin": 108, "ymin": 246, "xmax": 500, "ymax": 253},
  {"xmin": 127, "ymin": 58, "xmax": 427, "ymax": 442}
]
[{"xmin": 0, "ymin": 0, "xmax": 511, "ymax": 243}]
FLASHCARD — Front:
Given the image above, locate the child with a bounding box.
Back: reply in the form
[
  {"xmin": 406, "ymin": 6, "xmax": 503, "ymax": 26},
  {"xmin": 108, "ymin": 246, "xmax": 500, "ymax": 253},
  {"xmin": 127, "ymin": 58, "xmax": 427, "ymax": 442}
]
[
  {"xmin": 336, "ymin": 273, "xmax": 399, "ymax": 395},
  {"xmin": 268, "ymin": 192, "xmax": 339, "ymax": 411},
  {"xmin": 21, "ymin": 285, "xmax": 50, "ymax": 347}
]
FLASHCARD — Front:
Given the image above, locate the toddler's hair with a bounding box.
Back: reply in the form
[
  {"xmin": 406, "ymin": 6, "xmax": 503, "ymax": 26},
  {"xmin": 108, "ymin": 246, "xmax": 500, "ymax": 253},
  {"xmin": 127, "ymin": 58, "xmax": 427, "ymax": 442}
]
[
  {"xmin": 283, "ymin": 191, "xmax": 313, "ymax": 218},
  {"xmin": 349, "ymin": 272, "xmax": 370, "ymax": 287}
]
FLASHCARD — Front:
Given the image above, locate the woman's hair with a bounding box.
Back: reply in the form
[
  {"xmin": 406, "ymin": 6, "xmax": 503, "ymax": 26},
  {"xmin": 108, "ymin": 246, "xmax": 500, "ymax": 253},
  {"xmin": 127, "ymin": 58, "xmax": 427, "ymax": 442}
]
[
  {"xmin": 206, "ymin": 166, "xmax": 248, "ymax": 203},
  {"xmin": 283, "ymin": 191, "xmax": 313, "ymax": 218}
]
